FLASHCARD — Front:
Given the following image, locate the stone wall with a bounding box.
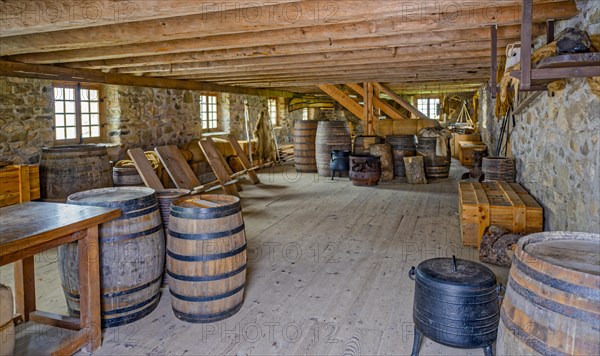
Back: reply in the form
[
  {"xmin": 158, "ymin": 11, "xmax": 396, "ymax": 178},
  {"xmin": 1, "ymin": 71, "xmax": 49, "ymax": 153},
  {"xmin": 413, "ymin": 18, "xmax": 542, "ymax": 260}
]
[
  {"xmin": 0, "ymin": 77, "xmax": 54, "ymax": 164},
  {"xmin": 105, "ymin": 85, "xmax": 202, "ymax": 159},
  {"xmin": 480, "ymin": 0, "xmax": 600, "ymax": 233}
]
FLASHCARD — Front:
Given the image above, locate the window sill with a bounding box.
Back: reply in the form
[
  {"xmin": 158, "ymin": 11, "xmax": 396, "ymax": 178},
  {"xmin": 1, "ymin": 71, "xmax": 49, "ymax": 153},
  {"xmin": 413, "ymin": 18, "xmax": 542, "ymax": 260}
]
[{"xmin": 202, "ymin": 132, "xmax": 229, "ymax": 137}]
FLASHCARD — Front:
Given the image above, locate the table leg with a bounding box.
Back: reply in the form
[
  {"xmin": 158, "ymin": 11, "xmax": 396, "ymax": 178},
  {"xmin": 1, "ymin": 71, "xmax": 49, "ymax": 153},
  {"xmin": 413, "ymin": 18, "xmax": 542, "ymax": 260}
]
[
  {"xmin": 14, "ymin": 256, "xmax": 36, "ymax": 321},
  {"xmin": 78, "ymin": 226, "xmax": 102, "ymax": 352}
]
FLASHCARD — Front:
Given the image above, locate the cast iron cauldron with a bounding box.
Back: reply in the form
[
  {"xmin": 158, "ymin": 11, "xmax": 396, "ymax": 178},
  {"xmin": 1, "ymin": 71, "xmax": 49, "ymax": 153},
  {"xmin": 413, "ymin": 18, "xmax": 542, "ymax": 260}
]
[
  {"xmin": 329, "ymin": 150, "xmax": 350, "ymax": 180},
  {"xmin": 408, "ymin": 256, "xmax": 500, "ymax": 356}
]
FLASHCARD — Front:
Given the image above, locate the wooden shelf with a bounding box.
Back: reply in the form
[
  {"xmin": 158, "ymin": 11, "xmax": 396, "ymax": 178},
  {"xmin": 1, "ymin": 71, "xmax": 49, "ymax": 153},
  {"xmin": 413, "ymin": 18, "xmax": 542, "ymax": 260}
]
[{"xmin": 511, "ymin": 53, "xmax": 600, "ymax": 87}]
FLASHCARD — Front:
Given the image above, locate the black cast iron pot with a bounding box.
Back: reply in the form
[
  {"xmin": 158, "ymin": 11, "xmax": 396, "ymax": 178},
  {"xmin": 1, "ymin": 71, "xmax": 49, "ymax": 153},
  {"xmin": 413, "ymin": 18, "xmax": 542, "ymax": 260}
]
[
  {"xmin": 408, "ymin": 256, "xmax": 500, "ymax": 356},
  {"xmin": 329, "ymin": 149, "xmax": 350, "ymax": 179}
]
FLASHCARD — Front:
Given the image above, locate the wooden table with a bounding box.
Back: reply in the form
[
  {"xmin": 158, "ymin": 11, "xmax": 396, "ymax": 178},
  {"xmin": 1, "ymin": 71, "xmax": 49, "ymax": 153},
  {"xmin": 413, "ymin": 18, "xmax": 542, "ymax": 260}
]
[{"xmin": 0, "ymin": 201, "xmax": 120, "ymax": 355}]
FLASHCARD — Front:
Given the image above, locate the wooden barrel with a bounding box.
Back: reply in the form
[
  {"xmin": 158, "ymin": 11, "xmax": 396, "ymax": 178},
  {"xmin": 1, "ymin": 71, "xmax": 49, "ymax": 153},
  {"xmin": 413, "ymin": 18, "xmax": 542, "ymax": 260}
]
[
  {"xmin": 0, "ymin": 284, "xmax": 14, "ymax": 356},
  {"xmin": 167, "ymin": 194, "xmax": 247, "ymax": 323},
  {"xmin": 293, "ymin": 120, "xmax": 320, "ymax": 173},
  {"xmin": 369, "ymin": 143, "xmax": 394, "ymax": 181},
  {"xmin": 497, "ymin": 231, "xmax": 600, "ymax": 356},
  {"xmin": 58, "ymin": 187, "xmax": 165, "ymax": 328},
  {"xmin": 349, "ymin": 155, "xmax": 381, "ymax": 186},
  {"xmin": 386, "ymin": 135, "xmax": 416, "ymax": 178},
  {"xmin": 315, "ymin": 121, "xmax": 351, "ymax": 177},
  {"xmin": 40, "ymin": 145, "xmax": 112, "ymax": 201},
  {"xmin": 353, "ymin": 135, "xmax": 384, "ymax": 155},
  {"xmin": 157, "ymin": 189, "xmax": 191, "ymax": 287},
  {"xmin": 482, "ymin": 157, "xmax": 516, "ymax": 182},
  {"xmin": 113, "ymin": 166, "xmax": 144, "ymax": 186},
  {"xmin": 416, "ymin": 136, "xmax": 451, "ymax": 178}
]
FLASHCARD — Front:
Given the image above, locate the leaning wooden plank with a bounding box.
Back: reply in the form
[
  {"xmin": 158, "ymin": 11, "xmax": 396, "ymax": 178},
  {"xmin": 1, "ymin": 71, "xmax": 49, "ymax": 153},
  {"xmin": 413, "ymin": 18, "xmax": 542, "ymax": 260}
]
[
  {"xmin": 226, "ymin": 135, "xmax": 260, "ymax": 184},
  {"xmin": 198, "ymin": 140, "xmax": 239, "ymax": 197},
  {"xmin": 403, "ymin": 156, "xmax": 427, "ymax": 184},
  {"xmin": 154, "ymin": 145, "xmax": 201, "ymax": 190},
  {"xmin": 127, "ymin": 148, "xmax": 164, "ymax": 190}
]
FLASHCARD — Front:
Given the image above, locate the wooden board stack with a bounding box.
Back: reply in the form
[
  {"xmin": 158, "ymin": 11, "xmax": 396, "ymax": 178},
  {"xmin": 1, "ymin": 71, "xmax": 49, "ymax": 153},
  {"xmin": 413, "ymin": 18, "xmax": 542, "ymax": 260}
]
[
  {"xmin": 459, "ymin": 181, "xmax": 543, "ymax": 248},
  {"xmin": 0, "ymin": 165, "xmax": 40, "ymax": 207}
]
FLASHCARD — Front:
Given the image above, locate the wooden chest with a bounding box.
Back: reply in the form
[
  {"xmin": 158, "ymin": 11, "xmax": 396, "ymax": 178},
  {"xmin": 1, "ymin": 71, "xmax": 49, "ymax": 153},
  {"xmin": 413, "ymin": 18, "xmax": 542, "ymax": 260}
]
[
  {"xmin": 459, "ymin": 181, "xmax": 543, "ymax": 248},
  {"xmin": 0, "ymin": 165, "xmax": 40, "ymax": 207},
  {"xmin": 458, "ymin": 141, "xmax": 487, "ymax": 166}
]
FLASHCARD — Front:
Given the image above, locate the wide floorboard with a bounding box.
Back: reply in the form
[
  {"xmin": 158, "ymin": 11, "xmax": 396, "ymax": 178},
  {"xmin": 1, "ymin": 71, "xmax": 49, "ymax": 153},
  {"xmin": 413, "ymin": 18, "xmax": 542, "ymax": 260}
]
[{"xmin": 0, "ymin": 162, "xmax": 509, "ymax": 355}]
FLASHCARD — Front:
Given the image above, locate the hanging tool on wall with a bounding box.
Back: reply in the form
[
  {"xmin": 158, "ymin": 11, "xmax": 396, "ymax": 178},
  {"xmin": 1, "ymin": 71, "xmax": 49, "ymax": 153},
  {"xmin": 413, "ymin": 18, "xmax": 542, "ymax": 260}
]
[{"xmin": 243, "ymin": 100, "xmax": 253, "ymax": 164}]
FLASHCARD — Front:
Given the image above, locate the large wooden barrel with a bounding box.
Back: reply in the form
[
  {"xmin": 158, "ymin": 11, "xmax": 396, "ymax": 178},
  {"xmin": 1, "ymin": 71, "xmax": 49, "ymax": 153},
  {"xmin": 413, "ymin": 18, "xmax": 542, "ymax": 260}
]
[
  {"xmin": 0, "ymin": 284, "xmax": 14, "ymax": 356},
  {"xmin": 58, "ymin": 187, "xmax": 165, "ymax": 328},
  {"xmin": 349, "ymin": 155, "xmax": 381, "ymax": 186},
  {"xmin": 386, "ymin": 135, "xmax": 416, "ymax": 178},
  {"xmin": 497, "ymin": 231, "xmax": 600, "ymax": 356},
  {"xmin": 315, "ymin": 121, "xmax": 351, "ymax": 177},
  {"xmin": 482, "ymin": 157, "xmax": 516, "ymax": 182},
  {"xmin": 167, "ymin": 194, "xmax": 247, "ymax": 323},
  {"xmin": 416, "ymin": 136, "xmax": 451, "ymax": 178},
  {"xmin": 113, "ymin": 166, "xmax": 144, "ymax": 186},
  {"xmin": 40, "ymin": 145, "xmax": 112, "ymax": 201},
  {"xmin": 353, "ymin": 135, "xmax": 384, "ymax": 155},
  {"xmin": 293, "ymin": 120, "xmax": 319, "ymax": 173}
]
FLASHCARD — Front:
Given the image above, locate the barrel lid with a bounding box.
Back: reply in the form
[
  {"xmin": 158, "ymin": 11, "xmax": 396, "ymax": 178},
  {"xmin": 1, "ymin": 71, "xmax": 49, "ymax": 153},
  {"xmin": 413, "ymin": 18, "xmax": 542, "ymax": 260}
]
[
  {"xmin": 521, "ymin": 232, "xmax": 600, "ymax": 276},
  {"xmin": 172, "ymin": 194, "xmax": 240, "ymax": 209},
  {"xmin": 416, "ymin": 257, "xmax": 496, "ymax": 288},
  {"xmin": 67, "ymin": 187, "xmax": 156, "ymax": 205}
]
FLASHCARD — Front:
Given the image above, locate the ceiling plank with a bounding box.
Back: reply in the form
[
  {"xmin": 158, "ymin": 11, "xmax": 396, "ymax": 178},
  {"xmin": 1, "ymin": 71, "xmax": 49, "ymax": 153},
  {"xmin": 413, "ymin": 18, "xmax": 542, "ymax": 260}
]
[{"xmin": 0, "ymin": 60, "xmax": 296, "ymax": 97}]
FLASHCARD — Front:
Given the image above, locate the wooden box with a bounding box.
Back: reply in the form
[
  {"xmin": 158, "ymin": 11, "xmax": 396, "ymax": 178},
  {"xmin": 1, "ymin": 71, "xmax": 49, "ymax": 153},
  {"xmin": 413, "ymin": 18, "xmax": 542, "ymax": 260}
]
[
  {"xmin": 451, "ymin": 133, "xmax": 481, "ymax": 157},
  {"xmin": 459, "ymin": 181, "xmax": 543, "ymax": 248},
  {"xmin": 458, "ymin": 140, "xmax": 487, "ymax": 166},
  {"xmin": 0, "ymin": 165, "xmax": 40, "ymax": 207}
]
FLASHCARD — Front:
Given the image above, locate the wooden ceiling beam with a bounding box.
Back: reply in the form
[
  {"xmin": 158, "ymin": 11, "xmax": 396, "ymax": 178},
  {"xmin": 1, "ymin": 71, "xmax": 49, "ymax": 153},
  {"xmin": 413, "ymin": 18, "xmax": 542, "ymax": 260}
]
[
  {"xmin": 0, "ymin": 0, "xmax": 301, "ymax": 37},
  {"xmin": 148, "ymin": 56, "xmax": 492, "ymax": 80},
  {"xmin": 4, "ymin": 1, "xmax": 575, "ymax": 61},
  {"xmin": 0, "ymin": 60, "xmax": 296, "ymax": 97},
  {"xmin": 2, "ymin": 0, "xmax": 468, "ymax": 55},
  {"xmin": 57, "ymin": 23, "xmax": 543, "ymax": 68}
]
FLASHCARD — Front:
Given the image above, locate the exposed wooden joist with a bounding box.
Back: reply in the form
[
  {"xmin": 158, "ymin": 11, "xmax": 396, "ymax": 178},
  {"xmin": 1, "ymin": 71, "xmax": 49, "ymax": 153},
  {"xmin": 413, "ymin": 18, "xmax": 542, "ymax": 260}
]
[
  {"xmin": 3, "ymin": 1, "xmax": 575, "ymax": 61},
  {"xmin": 0, "ymin": 61, "xmax": 296, "ymax": 97},
  {"xmin": 0, "ymin": 0, "xmax": 301, "ymax": 37},
  {"xmin": 57, "ymin": 24, "xmax": 544, "ymax": 69}
]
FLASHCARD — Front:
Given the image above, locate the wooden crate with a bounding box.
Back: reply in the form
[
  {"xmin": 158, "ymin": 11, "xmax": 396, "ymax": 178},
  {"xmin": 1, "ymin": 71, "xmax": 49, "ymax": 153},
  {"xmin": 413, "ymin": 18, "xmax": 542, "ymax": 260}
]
[
  {"xmin": 458, "ymin": 140, "xmax": 487, "ymax": 166},
  {"xmin": 0, "ymin": 165, "xmax": 40, "ymax": 207},
  {"xmin": 459, "ymin": 181, "xmax": 543, "ymax": 248},
  {"xmin": 451, "ymin": 133, "xmax": 481, "ymax": 157}
]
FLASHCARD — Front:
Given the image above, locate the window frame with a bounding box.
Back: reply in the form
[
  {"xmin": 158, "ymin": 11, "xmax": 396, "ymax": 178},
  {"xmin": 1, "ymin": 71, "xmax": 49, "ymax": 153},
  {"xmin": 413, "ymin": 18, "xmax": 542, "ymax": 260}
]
[
  {"xmin": 200, "ymin": 93, "xmax": 220, "ymax": 132},
  {"xmin": 268, "ymin": 98, "xmax": 279, "ymax": 127},
  {"xmin": 417, "ymin": 97, "xmax": 440, "ymax": 119},
  {"xmin": 52, "ymin": 82, "xmax": 105, "ymax": 144}
]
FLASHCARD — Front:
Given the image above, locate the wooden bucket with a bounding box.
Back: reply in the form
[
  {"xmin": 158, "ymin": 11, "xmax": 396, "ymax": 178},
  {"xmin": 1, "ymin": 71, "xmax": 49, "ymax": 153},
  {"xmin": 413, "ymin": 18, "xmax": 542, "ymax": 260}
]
[
  {"xmin": 386, "ymin": 135, "xmax": 416, "ymax": 178},
  {"xmin": 349, "ymin": 155, "xmax": 381, "ymax": 186},
  {"xmin": 167, "ymin": 194, "xmax": 247, "ymax": 323},
  {"xmin": 482, "ymin": 157, "xmax": 516, "ymax": 182},
  {"xmin": 0, "ymin": 284, "xmax": 14, "ymax": 356},
  {"xmin": 315, "ymin": 121, "xmax": 351, "ymax": 177},
  {"xmin": 416, "ymin": 136, "xmax": 451, "ymax": 179},
  {"xmin": 353, "ymin": 135, "xmax": 384, "ymax": 155},
  {"xmin": 497, "ymin": 231, "xmax": 600, "ymax": 356},
  {"xmin": 293, "ymin": 120, "xmax": 320, "ymax": 173},
  {"xmin": 157, "ymin": 188, "xmax": 191, "ymax": 287},
  {"xmin": 112, "ymin": 166, "xmax": 144, "ymax": 186},
  {"xmin": 59, "ymin": 187, "xmax": 165, "ymax": 328},
  {"xmin": 40, "ymin": 145, "xmax": 112, "ymax": 201}
]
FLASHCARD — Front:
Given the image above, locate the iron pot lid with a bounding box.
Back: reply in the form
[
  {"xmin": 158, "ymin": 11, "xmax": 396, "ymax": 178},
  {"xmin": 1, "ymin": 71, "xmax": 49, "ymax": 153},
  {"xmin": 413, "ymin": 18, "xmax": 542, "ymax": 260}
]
[{"xmin": 415, "ymin": 257, "xmax": 497, "ymax": 288}]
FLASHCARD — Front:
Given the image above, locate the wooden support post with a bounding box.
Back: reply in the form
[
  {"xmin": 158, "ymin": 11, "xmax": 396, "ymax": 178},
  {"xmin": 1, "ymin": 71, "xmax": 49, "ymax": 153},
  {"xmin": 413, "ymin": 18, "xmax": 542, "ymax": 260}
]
[
  {"xmin": 520, "ymin": 0, "xmax": 533, "ymax": 91},
  {"xmin": 374, "ymin": 82, "xmax": 429, "ymax": 119},
  {"xmin": 364, "ymin": 82, "xmax": 374, "ymax": 135},
  {"xmin": 546, "ymin": 19, "xmax": 555, "ymax": 44},
  {"xmin": 490, "ymin": 24, "xmax": 498, "ymax": 99}
]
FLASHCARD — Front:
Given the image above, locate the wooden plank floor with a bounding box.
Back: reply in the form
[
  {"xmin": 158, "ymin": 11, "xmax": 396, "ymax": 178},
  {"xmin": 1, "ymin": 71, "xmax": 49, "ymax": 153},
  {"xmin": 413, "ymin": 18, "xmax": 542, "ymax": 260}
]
[{"xmin": 0, "ymin": 161, "xmax": 509, "ymax": 355}]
